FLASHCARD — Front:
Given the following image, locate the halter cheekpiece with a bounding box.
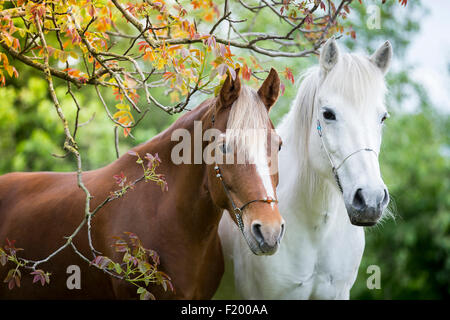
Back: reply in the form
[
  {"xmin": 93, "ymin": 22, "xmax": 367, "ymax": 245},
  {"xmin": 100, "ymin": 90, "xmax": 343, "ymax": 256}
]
[{"xmin": 316, "ymin": 119, "xmax": 378, "ymax": 193}]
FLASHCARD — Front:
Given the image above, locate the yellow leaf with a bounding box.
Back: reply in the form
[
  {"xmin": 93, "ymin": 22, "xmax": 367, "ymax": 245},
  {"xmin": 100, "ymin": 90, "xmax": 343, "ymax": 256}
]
[
  {"xmin": 2, "ymin": 35, "xmax": 11, "ymax": 47},
  {"xmin": 69, "ymin": 51, "xmax": 78, "ymax": 59},
  {"xmin": 113, "ymin": 110, "xmax": 128, "ymax": 119},
  {"xmin": 143, "ymin": 49, "xmax": 155, "ymax": 62},
  {"xmin": 5, "ymin": 65, "xmax": 14, "ymax": 77},
  {"xmin": 0, "ymin": 53, "xmax": 8, "ymax": 65},
  {"xmin": 58, "ymin": 50, "xmax": 69, "ymax": 63},
  {"xmin": 170, "ymin": 91, "xmax": 180, "ymax": 103},
  {"xmin": 156, "ymin": 57, "xmax": 167, "ymax": 70},
  {"xmin": 115, "ymin": 103, "xmax": 130, "ymax": 111},
  {"xmin": 18, "ymin": 28, "xmax": 26, "ymax": 37}
]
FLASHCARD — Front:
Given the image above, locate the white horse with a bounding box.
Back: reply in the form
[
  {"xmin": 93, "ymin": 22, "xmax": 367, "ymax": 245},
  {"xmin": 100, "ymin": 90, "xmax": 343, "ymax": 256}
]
[{"xmin": 218, "ymin": 38, "xmax": 393, "ymax": 299}]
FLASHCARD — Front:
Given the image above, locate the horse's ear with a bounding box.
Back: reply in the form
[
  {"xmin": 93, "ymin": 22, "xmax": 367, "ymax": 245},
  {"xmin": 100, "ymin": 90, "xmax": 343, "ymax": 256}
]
[
  {"xmin": 320, "ymin": 37, "xmax": 339, "ymax": 74},
  {"xmin": 257, "ymin": 68, "xmax": 280, "ymax": 110},
  {"xmin": 370, "ymin": 40, "xmax": 393, "ymax": 75},
  {"xmin": 219, "ymin": 68, "xmax": 241, "ymax": 109}
]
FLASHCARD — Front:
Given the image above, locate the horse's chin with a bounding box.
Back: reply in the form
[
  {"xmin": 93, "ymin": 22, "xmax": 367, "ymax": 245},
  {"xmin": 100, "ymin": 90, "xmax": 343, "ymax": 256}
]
[
  {"xmin": 242, "ymin": 231, "xmax": 279, "ymax": 256},
  {"xmin": 247, "ymin": 244, "xmax": 279, "ymax": 256},
  {"xmin": 344, "ymin": 200, "xmax": 384, "ymax": 227},
  {"xmin": 347, "ymin": 211, "xmax": 382, "ymax": 227},
  {"xmin": 350, "ymin": 220, "xmax": 378, "ymax": 227}
]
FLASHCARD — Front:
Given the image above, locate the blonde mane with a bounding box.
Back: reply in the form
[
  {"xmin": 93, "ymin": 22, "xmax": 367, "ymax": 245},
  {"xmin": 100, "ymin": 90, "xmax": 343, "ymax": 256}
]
[{"xmin": 225, "ymin": 85, "xmax": 270, "ymax": 163}]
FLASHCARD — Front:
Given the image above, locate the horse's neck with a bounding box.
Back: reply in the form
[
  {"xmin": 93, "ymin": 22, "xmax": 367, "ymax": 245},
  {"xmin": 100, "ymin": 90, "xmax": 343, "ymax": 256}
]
[
  {"xmin": 132, "ymin": 98, "xmax": 213, "ymax": 171},
  {"xmin": 277, "ymin": 105, "xmax": 343, "ymax": 230},
  {"xmin": 130, "ymin": 101, "xmax": 221, "ymax": 232}
]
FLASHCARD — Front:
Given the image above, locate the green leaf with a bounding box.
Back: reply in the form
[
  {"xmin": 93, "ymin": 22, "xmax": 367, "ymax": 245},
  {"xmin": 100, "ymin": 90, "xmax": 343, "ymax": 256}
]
[
  {"xmin": 0, "ymin": 249, "xmax": 6, "ymax": 266},
  {"xmin": 137, "ymin": 286, "xmax": 145, "ymax": 294},
  {"xmin": 4, "ymin": 269, "xmax": 14, "ymax": 283},
  {"xmin": 123, "ymin": 252, "xmax": 131, "ymax": 263},
  {"xmin": 138, "ymin": 261, "xmax": 150, "ymax": 274},
  {"xmin": 139, "ymin": 289, "xmax": 155, "ymax": 300},
  {"xmin": 114, "ymin": 263, "xmax": 122, "ymax": 275}
]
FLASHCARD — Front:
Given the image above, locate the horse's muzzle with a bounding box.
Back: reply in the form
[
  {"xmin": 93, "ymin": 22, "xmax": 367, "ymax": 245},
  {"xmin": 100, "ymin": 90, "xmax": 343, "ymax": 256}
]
[
  {"xmin": 346, "ymin": 187, "xmax": 389, "ymax": 226},
  {"xmin": 249, "ymin": 220, "xmax": 285, "ymax": 255}
]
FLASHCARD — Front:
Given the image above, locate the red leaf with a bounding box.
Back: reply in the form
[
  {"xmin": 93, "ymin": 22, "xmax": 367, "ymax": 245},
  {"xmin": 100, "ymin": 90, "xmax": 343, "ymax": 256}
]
[
  {"xmin": 284, "ymin": 67, "xmax": 295, "ymax": 84},
  {"xmin": 280, "ymin": 82, "xmax": 286, "ymax": 96},
  {"xmin": 92, "ymin": 256, "xmax": 111, "ymax": 269},
  {"xmin": 113, "ymin": 172, "xmax": 126, "ymax": 186},
  {"xmin": 320, "ymin": 1, "xmax": 326, "ymax": 10},
  {"xmin": 31, "ymin": 270, "xmax": 47, "ymax": 286},
  {"xmin": 242, "ymin": 63, "xmax": 251, "ymax": 81},
  {"xmin": 88, "ymin": 4, "xmax": 96, "ymax": 17},
  {"xmin": 8, "ymin": 279, "xmax": 14, "ymax": 290}
]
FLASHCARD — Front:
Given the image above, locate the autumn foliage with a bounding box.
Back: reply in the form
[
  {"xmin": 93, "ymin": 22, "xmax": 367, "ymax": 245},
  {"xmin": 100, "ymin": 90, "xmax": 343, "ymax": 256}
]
[{"xmin": 0, "ymin": 0, "xmax": 371, "ymax": 122}]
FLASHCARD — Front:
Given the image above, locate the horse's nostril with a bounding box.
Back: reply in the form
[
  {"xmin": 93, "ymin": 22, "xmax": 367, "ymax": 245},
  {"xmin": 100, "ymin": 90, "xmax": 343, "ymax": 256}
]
[
  {"xmin": 278, "ymin": 222, "xmax": 285, "ymax": 242},
  {"xmin": 352, "ymin": 188, "xmax": 366, "ymax": 211},
  {"xmin": 251, "ymin": 222, "xmax": 264, "ymax": 245},
  {"xmin": 381, "ymin": 188, "xmax": 389, "ymax": 207}
]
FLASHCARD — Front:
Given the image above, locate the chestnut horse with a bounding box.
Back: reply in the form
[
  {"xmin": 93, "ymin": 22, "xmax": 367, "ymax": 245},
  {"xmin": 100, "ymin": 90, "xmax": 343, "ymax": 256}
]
[{"xmin": 0, "ymin": 69, "xmax": 284, "ymax": 299}]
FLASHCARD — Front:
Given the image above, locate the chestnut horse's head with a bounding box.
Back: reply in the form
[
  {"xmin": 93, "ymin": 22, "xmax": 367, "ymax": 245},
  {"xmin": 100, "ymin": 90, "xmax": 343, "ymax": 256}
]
[{"xmin": 206, "ymin": 68, "xmax": 284, "ymax": 255}]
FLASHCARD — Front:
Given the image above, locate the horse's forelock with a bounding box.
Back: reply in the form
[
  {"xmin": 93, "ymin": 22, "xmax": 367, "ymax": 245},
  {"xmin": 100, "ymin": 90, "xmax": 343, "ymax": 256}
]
[
  {"xmin": 285, "ymin": 53, "xmax": 388, "ymax": 155},
  {"xmin": 321, "ymin": 53, "xmax": 387, "ymax": 106},
  {"xmin": 225, "ymin": 86, "xmax": 271, "ymax": 162}
]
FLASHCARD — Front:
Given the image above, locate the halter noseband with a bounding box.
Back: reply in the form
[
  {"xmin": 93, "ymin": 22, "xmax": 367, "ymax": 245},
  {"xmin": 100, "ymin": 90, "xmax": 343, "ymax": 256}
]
[
  {"xmin": 316, "ymin": 119, "xmax": 378, "ymax": 193},
  {"xmin": 214, "ymin": 165, "xmax": 277, "ymax": 233},
  {"xmin": 211, "ymin": 109, "xmax": 278, "ymax": 234}
]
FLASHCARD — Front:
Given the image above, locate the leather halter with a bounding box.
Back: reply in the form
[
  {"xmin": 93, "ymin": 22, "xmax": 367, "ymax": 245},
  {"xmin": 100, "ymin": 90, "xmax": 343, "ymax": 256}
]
[{"xmin": 210, "ymin": 110, "xmax": 278, "ymax": 234}]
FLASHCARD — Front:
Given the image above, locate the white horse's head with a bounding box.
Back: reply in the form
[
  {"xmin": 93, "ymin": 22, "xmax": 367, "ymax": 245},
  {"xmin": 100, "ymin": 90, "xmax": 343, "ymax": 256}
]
[{"xmin": 307, "ymin": 38, "xmax": 392, "ymax": 226}]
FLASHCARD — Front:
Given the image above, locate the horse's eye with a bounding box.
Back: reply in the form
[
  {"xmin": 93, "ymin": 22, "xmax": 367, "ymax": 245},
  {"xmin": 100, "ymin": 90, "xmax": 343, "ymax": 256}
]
[
  {"xmin": 323, "ymin": 110, "xmax": 336, "ymax": 120},
  {"xmin": 381, "ymin": 113, "xmax": 389, "ymax": 124},
  {"xmin": 279, "ymin": 144, "xmax": 282, "ymax": 151}
]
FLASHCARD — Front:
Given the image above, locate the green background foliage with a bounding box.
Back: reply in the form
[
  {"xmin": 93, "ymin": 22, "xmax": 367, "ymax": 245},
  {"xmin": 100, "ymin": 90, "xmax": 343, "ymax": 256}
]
[{"xmin": 0, "ymin": 0, "xmax": 448, "ymax": 299}]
